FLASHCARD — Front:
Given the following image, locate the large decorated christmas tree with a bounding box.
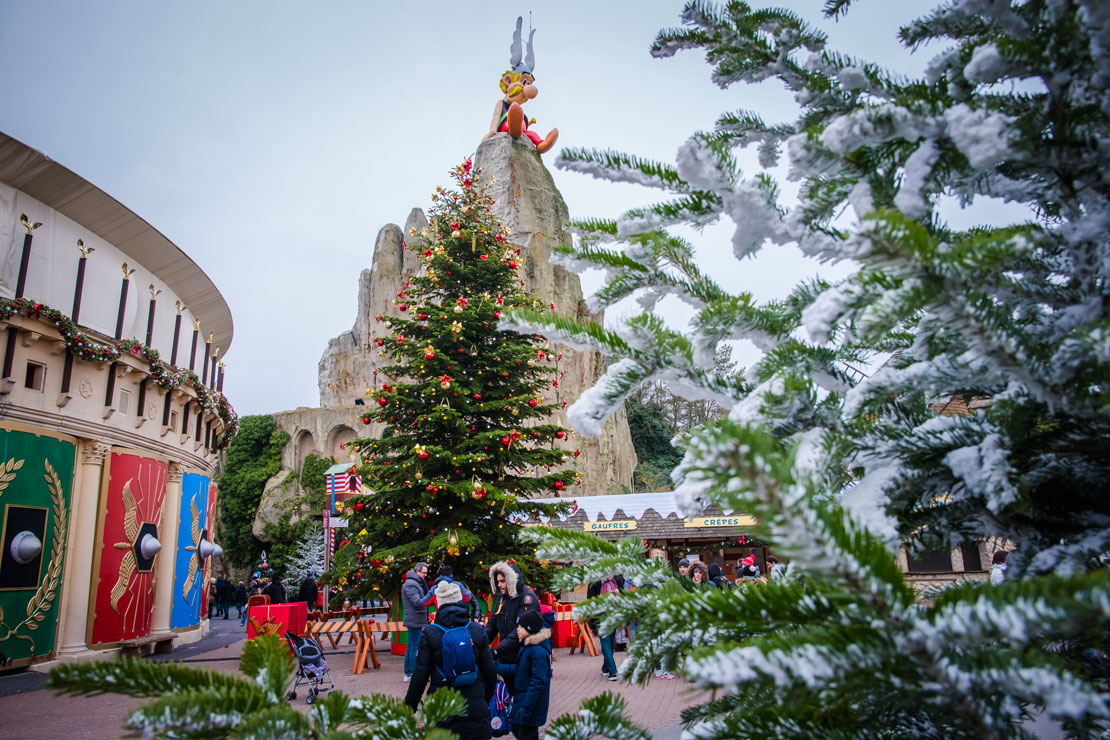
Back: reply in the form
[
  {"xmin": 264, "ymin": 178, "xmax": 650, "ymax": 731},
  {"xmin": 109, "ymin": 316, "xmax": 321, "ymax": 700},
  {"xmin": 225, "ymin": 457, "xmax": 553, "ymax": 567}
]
[{"xmin": 326, "ymin": 159, "xmax": 573, "ymax": 603}]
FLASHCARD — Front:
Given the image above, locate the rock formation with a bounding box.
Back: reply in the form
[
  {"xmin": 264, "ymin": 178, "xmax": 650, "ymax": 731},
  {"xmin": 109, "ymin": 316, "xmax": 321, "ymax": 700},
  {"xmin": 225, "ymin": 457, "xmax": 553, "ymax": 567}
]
[{"xmin": 318, "ymin": 134, "xmax": 636, "ymax": 494}]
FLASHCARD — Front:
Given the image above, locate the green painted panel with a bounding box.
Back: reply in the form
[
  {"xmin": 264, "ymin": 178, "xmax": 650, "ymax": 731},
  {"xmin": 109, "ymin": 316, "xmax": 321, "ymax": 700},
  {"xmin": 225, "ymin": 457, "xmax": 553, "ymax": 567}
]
[{"xmin": 0, "ymin": 426, "xmax": 76, "ymax": 666}]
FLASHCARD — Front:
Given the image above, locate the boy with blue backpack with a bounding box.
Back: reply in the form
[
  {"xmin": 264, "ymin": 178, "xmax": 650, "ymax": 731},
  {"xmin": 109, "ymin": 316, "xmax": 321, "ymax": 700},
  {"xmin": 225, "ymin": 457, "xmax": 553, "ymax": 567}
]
[
  {"xmin": 508, "ymin": 610, "xmax": 553, "ymax": 740},
  {"xmin": 404, "ymin": 581, "xmax": 498, "ymax": 739}
]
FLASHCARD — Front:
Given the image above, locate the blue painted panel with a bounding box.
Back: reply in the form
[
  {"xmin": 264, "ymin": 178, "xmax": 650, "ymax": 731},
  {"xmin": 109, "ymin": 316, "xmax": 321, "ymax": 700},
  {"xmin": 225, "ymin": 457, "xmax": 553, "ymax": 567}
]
[{"xmin": 170, "ymin": 473, "xmax": 210, "ymax": 629}]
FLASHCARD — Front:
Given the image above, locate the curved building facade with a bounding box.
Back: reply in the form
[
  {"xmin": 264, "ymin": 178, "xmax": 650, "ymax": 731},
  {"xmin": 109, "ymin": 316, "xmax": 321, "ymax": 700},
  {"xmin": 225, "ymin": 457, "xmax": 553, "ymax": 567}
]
[{"xmin": 0, "ymin": 132, "xmax": 235, "ymax": 667}]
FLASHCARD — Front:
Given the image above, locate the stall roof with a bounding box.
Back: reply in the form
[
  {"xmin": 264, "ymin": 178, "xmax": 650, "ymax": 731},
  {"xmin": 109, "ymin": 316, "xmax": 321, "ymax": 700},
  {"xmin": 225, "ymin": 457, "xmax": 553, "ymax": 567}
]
[
  {"xmin": 526, "ymin": 492, "xmax": 737, "ymax": 523},
  {"xmin": 323, "ymin": 462, "xmax": 357, "ymax": 476}
]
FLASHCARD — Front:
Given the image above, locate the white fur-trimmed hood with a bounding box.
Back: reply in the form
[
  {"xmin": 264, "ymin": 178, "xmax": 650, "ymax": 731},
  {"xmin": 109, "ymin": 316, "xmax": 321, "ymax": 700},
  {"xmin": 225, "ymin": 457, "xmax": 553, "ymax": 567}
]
[
  {"xmin": 523, "ymin": 627, "xmax": 551, "ymax": 646},
  {"xmin": 488, "ymin": 561, "xmax": 519, "ymax": 599}
]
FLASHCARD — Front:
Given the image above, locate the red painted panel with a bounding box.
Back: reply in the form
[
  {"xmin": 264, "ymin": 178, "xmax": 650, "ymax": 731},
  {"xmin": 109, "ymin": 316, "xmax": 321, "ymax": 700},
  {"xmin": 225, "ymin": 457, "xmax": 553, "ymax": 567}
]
[{"xmin": 89, "ymin": 453, "xmax": 168, "ymax": 645}]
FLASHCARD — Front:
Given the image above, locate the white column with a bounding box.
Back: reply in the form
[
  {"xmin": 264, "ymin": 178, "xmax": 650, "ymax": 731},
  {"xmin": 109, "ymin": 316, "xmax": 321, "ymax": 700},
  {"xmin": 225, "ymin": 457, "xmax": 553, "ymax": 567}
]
[
  {"xmin": 55, "ymin": 440, "xmax": 110, "ymax": 660},
  {"xmin": 151, "ymin": 462, "xmax": 184, "ymax": 638}
]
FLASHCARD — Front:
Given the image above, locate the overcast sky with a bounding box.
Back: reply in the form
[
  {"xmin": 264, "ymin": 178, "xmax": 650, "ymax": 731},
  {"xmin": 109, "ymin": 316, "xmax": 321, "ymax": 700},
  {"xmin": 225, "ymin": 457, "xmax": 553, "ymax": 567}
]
[{"xmin": 0, "ymin": 1, "xmax": 937, "ymax": 417}]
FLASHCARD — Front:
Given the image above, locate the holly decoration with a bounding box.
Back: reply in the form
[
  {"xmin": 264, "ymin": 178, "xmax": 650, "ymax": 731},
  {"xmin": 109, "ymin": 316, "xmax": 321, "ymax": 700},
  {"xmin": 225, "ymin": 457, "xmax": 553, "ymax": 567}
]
[{"xmin": 321, "ymin": 158, "xmax": 572, "ymax": 603}]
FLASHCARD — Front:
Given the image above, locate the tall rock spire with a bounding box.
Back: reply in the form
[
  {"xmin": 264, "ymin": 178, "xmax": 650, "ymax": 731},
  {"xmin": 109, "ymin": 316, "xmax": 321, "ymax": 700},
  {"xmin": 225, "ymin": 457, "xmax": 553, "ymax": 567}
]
[{"xmin": 318, "ymin": 134, "xmax": 636, "ymax": 495}]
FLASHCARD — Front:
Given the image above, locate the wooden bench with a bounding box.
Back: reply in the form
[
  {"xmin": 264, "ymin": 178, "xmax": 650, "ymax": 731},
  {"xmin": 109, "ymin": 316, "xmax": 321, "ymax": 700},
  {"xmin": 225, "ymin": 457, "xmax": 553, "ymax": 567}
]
[{"xmin": 118, "ymin": 633, "xmax": 176, "ymax": 659}]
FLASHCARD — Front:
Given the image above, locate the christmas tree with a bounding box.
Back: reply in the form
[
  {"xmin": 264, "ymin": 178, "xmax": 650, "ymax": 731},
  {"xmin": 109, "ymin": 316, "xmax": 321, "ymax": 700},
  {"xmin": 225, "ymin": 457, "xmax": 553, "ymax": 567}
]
[
  {"xmin": 326, "ymin": 159, "xmax": 573, "ymax": 604},
  {"xmin": 511, "ymin": 2, "xmax": 1110, "ymax": 738},
  {"xmin": 284, "ymin": 521, "xmax": 324, "ymax": 595}
]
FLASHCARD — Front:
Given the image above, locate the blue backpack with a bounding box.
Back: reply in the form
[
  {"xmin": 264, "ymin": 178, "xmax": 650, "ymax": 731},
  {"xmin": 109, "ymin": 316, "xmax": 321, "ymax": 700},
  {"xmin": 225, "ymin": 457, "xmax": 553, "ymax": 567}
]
[
  {"xmin": 431, "ymin": 623, "xmax": 478, "ymax": 687},
  {"xmin": 489, "ymin": 680, "xmax": 512, "ymax": 736}
]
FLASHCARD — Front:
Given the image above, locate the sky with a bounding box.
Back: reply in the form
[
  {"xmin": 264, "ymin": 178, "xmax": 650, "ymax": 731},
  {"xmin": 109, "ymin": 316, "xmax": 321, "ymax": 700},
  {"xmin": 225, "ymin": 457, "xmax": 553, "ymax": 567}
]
[{"xmin": 0, "ymin": 1, "xmax": 941, "ymax": 417}]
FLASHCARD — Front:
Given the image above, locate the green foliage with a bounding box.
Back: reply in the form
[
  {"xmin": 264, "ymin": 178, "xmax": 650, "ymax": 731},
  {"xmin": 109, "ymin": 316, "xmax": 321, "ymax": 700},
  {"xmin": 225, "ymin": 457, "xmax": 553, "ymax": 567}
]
[
  {"xmin": 297, "ymin": 453, "xmax": 333, "ymax": 498},
  {"xmin": 217, "ymin": 415, "xmax": 289, "ymax": 568},
  {"xmin": 625, "ymin": 400, "xmax": 684, "ymax": 490},
  {"xmin": 323, "ymin": 160, "xmax": 573, "ymax": 602},
  {"xmin": 522, "ymin": 1, "xmax": 1110, "ymax": 737},
  {"xmin": 47, "ymin": 633, "xmax": 465, "ymax": 739}
]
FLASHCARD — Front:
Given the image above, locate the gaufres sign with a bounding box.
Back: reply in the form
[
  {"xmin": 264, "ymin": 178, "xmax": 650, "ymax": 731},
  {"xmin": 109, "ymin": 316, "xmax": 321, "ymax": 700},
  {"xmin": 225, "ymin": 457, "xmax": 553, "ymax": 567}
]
[{"xmin": 583, "ymin": 520, "xmax": 637, "ymax": 532}]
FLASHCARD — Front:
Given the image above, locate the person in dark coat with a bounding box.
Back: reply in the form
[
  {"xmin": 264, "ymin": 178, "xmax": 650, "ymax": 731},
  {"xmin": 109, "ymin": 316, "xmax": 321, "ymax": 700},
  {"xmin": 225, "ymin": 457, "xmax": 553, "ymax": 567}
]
[
  {"xmin": 485, "ymin": 561, "xmax": 540, "ymax": 693},
  {"xmin": 297, "ymin": 573, "xmax": 319, "ymax": 608},
  {"xmin": 262, "ymin": 575, "xmax": 286, "ymax": 604},
  {"xmin": 234, "ymin": 581, "xmax": 248, "ymax": 618},
  {"xmin": 708, "ymin": 562, "xmax": 733, "ymax": 589},
  {"xmin": 217, "ymin": 577, "xmax": 235, "ymax": 619},
  {"xmin": 404, "ymin": 581, "xmax": 498, "ymax": 740},
  {"xmin": 401, "ymin": 562, "xmax": 430, "ymax": 680},
  {"xmin": 423, "ymin": 565, "xmax": 477, "ymax": 616},
  {"xmin": 509, "ymin": 610, "xmax": 552, "ymax": 740}
]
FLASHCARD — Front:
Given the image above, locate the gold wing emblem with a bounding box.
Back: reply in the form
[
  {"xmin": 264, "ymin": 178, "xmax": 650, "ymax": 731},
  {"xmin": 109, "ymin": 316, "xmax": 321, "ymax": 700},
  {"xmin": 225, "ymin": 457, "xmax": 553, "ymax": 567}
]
[
  {"xmin": 110, "ymin": 549, "xmax": 137, "ymax": 613},
  {"xmin": 190, "ymin": 496, "xmax": 201, "ymax": 545},
  {"xmin": 122, "ymin": 480, "xmax": 140, "ymax": 543},
  {"xmin": 182, "ymin": 495, "xmax": 201, "ymax": 602}
]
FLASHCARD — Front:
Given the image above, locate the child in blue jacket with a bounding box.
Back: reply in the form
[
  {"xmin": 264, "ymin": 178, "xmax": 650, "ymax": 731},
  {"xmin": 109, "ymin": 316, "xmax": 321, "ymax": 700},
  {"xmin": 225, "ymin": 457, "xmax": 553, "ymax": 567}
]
[{"xmin": 509, "ymin": 610, "xmax": 552, "ymax": 740}]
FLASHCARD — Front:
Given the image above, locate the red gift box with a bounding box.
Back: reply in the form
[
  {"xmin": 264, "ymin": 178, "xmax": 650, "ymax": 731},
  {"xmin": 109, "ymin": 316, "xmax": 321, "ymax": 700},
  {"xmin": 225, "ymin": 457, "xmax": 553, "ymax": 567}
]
[{"xmin": 247, "ymin": 602, "xmax": 307, "ymax": 639}]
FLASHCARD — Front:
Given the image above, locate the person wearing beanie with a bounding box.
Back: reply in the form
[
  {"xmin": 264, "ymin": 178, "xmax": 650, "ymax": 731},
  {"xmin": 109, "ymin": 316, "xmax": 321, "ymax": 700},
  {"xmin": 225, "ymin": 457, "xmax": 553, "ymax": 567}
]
[
  {"xmin": 677, "ymin": 558, "xmax": 691, "ymax": 578},
  {"xmin": 508, "ymin": 609, "xmax": 552, "ymax": 740},
  {"xmin": 404, "ymin": 580, "xmax": 498, "ymax": 740},
  {"xmin": 423, "ymin": 565, "xmax": 476, "ymax": 616},
  {"xmin": 401, "ymin": 562, "xmax": 430, "ymax": 681}
]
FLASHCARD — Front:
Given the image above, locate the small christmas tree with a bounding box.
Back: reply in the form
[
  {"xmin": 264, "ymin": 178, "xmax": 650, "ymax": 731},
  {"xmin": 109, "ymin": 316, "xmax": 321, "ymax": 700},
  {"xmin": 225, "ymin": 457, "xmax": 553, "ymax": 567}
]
[
  {"xmin": 326, "ymin": 159, "xmax": 572, "ymax": 603},
  {"xmin": 284, "ymin": 521, "xmax": 324, "ymax": 594}
]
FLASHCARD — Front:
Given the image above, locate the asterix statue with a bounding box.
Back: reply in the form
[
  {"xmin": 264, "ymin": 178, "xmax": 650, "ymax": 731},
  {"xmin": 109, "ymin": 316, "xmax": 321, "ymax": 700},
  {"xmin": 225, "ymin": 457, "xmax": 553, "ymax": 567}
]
[{"xmin": 484, "ymin": 17, "xmax": 558, "ymax": 154}]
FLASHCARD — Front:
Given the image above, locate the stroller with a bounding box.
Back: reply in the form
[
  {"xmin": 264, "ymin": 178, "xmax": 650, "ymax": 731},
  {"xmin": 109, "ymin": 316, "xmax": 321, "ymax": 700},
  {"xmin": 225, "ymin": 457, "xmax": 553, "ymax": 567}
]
[{"xmin": 284, "ymin": 631, "xmax": 334, "ymax": 704}]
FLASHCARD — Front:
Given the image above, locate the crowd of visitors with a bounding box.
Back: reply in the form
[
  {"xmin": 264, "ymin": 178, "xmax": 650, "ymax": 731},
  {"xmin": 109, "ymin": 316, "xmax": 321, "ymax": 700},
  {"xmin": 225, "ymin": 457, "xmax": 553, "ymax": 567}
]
[{"xmin": 211, "ymin": 550, "xmax": 784, "ymax": 739}]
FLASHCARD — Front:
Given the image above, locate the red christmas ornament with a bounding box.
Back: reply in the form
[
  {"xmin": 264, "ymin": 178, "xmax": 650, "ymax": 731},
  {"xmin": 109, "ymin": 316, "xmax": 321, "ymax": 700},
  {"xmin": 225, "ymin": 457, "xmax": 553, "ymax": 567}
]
[
  {"xmin": 378, "ymin": 397, "xmax": 388, "ymax": 406},
  {"xmin": 496, "ymin": 234, "xmax": 504, "ymax": 242},
  {"xmin": 574, "ymin": 449, "xmax": 581, "ymax": 458},
  {"xmin": 473, "ymin": 393, "xmax": 481, "ymax": 399},
  {"xmin": 418, "ymin": 313, "xmax": 428, "ymax": 320},
  {"xmin": 353, "ymin": 502, "xmax": 364, "ymax": 511},
  {"xmin": 554, "ymin": 480, "xmax": 564, "ymax": 491},
  {"xmin": 399, "ymin": 304, "xmax": 407, "ymax": 311},
  {"xmin": 424, "ymin": 249, "xmax": 432, "ymax": 257},
  {"xmin": 361, "ymin": 416, "xmax": 371, "ymax": 425},
  {"xmin": 397, "ymin": 291, "xmax": 404, "ymax": 298},
  {"xmin": 457, "ymin": 298, "xmax": 468, "ymax": 307},
  {"xmin": 494, "ymin": 311, "xmax": 502, "ymax": 319},
  {"xmin": 508, "ymin": 261, "xmax": 517, "ymax": 269},
  {"xmin": 397, "ymin": 336, "xmax": 405, "ymax": 344},
  {"xmin": 528, "ymin": 399, "xmax": 538, "ymax": 408},
  {"xmin": 555, "ymin": 430, "xmax": 565, "ymax": 439},
  {"xmin": 383, "ymin": 383, "xmax": 393, "ymax": 391},
  {"xmin": 425, "ymin": 351, "xmax": 435, "ymax": 360},
  {"xmin": 376, "ymin": 339, "xmax": 384, "ymax": 346}
]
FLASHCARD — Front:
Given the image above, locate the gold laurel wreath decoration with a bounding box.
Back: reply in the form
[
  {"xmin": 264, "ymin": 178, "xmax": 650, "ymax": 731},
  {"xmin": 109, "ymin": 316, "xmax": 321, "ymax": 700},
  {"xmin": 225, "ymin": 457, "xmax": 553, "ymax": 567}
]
[
  {"xmin": 0, "ymin": 458, "xmax": 25, "ymax": 497},
  {"xmin": 0, "ymin": 459, "xmax": 67, "ymax": 654}
]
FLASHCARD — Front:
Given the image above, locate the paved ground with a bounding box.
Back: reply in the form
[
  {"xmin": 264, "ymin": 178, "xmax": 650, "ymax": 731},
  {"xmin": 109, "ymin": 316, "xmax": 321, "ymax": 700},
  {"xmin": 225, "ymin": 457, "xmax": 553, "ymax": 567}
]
[{"xmin": 0, "ymin": 617, "xmax": 702, "ymax": 739}]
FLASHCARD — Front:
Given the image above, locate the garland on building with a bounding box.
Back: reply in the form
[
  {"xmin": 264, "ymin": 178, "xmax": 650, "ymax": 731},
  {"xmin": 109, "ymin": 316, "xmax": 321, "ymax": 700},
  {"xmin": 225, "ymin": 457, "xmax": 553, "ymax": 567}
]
[{"xmin": 0, "ymin": 297, "xmax": 239, "ymax": 447}]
